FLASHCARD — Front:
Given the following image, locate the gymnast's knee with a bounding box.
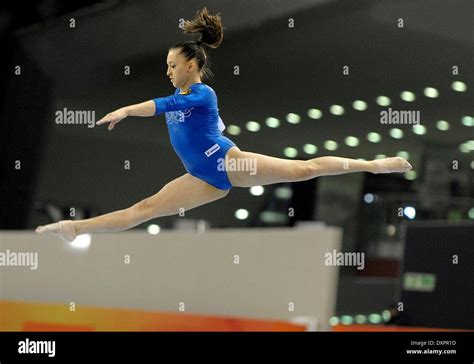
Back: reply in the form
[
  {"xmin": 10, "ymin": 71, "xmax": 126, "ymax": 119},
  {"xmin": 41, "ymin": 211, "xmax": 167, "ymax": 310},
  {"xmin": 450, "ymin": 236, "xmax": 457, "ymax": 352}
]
[
  {"xmin": 298, "ymin": 160, "xmax": 317, "ymax": 180},
  {"xmin": 130, "ymin": 198, "xmax": 161, "ymax": 221}
]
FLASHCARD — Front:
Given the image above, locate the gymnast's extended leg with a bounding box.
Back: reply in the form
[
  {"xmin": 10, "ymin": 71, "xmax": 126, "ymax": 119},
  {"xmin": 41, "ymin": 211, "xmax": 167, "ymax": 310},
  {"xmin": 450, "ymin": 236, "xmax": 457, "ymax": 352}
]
[
  {"xmin": 226, "ymin": 147, "xmax": 412, "ymax": 188},
  {"xmin": 36, "ymin": 173, "xmax": 229, "ymax": 241}
]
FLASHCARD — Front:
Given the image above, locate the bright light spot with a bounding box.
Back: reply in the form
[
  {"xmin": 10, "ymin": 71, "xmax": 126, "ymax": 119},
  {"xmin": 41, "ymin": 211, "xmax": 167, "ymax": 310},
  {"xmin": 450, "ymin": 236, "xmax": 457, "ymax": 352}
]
[
  {"xmin": 403, "ymin": 206, "xmax": 416, "ymax": 219},
  {"xmin": 376, "ymin": 96, "xmax": 391, "ymax": 106},
  {"xmin": 368, "ymin": 314, "xmax": 382, "ymax": 324},
  {"xmin": 227, "ymin": 125, "xmax": 241, "ymax": 135},
  {"xmin": 382, "ymin": 310, "xmax": 392, "ymax": 322},
  {"xmin": 375, "ymin": 154, "xmax": 386, "ymax": 159},
  {"xmin": 286, "ymin": 113, "xmax": 300, "ymax": 124},
  {"xmin": 367, "ymin": 132, "xmax": 382, "ymax": 143},
  {"xmin": 364, "ymin": 193, "xmax": 375, "ymax": 204},
  {"xmin": 345, "ymin": 136, "xmax": 359, "ymax": 147},
  {"xmin": 452, "ymin": 81, "xmax": 467, "ymax": 92},
  {"xmin": 390, "ymin": 128, "xmax": 404, "ymax": 139},
  {"xmin": 246, "ymin": 121, "xmax": 260, "ymax": 132},
  {"xmin": 465, "ymin": 141, "xmax": 474, "ymax": 150},
  {"xmin": 147, "ymin": 224, "xmax": 160, "ymax": 235},
  {"xmin": 355, "ymin": 315, "xmax": 367, "ymax": 324},
  {"xmin": 423, "ymin": 87, "xmax": 439, "ymax": 98},
  {"xmin": 436, "ymin": 120, "xmax": 450, "ymax": 131},
  {"xmin": 329, "ymin": 105, "xmax": 344, "ymax": 115},
  {"xmin": 341, "ymin": 315, "xmax": 354, "ymax": 325},
  {"xmin": 250, "ymin": 186, "xmax": 264, "ymax": 196},
  {"xmin": 459, "ymin": 143, "xmax": 470, "ymax": 153},
  {"xmin": 405, "ymin": 171, "xmax": 417, "ymax": 180},
  {"xmin": 70, "ymin": 234, "xmax": 91, "ymax": 249},
  {"xmin": 412, "ymin": 124, "xmax": 426, "ymax": 135},
  {"xmin": 324, "ymin": 140, "xmax": 338, "ymax": 151},
  {"xmin": 265, "ymin": 117, "xmax": 280, "ymax": 128},
  {"xmin": 397, "ymin": 151, "xmax": 410, "ymax": 160},
  {"xmin": 462, "ymin": 116, "xmax": 473, "ymax": 127},
  {"xmin": 275, "ymin": 186, "xmax": 293, "ymax": 199},
  {"xmin": 308, "ymin": 108, "xmax": 322, "ymax": 119},
  {"xmin": 329, "ymin": 316, "xmax": 339, "ymax": 326},
  {"xmin": 400, "ymin": 91, "xmax": 415, "ymax": 102},
  {"xmin": 303, "ymin": 144, "xmax": 317, "ymax": 155},
  {"xmin": 235, "ymin": 209, "xmax": 249, "ymax": 220},
  {"xmin": 468, "ymin": 208, "xmax": 474, "ymax": 219},
  {"xmin": 353, "ymin": 100, "xmax": 367, "ymax": 111},
  {"xmin": 283, "ymin": 147, "xmax": 298, "ymax": 158}
]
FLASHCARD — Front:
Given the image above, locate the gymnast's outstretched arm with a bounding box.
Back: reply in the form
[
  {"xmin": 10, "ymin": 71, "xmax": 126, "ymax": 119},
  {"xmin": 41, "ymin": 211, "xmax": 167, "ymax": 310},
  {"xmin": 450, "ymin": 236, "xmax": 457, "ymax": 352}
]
[
  {"xmin": 97, "ymin": 85, "xmax": 207, "ymax": 131},
  {"xmin": 97, "ymin": 100, "xmax": 156, "ymax": 130}
]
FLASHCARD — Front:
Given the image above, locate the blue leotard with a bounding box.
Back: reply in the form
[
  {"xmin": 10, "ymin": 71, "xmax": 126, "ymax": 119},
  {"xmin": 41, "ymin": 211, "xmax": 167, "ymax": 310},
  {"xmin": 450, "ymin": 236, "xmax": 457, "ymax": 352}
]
[{"xmin": 153, "ymin": 83, "xmax": 237, "ymax": 190}]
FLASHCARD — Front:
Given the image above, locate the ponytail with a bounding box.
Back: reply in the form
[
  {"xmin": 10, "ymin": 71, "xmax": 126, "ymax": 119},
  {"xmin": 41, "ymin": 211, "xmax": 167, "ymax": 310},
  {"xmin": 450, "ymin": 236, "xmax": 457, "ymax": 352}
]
[
  {"xmin": 170, "ymin": 7, "xmax": 224, "ymax": 81},
  {"xmin": 183, "ymin": 6, "xmax": 223, "ymax": 49}
]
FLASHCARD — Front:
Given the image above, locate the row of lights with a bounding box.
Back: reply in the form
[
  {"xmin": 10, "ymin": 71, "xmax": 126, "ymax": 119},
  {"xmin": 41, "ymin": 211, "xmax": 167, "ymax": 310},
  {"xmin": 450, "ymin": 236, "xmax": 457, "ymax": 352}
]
[
  {"xmin": 226, "ymin": 81, "xmax": 469, "ymax": 135},
  {"xmin": 228, "ymin": 114, "xmax": 472, "ymax": 137},
  {"xmin": 225, "ymin": 81, "xmax": 472, "ymax": 157},
  {"xmin": 330, "ymin": 310, "xmax": 392, "ymax": 326},
  {"xmin": 234, "ymin": 203, "xmax": 474, "ymax": 224},
  {"xmin": 227, "ymin": 119, "xmax": 472, "ymax": 157},
  {"xmin": 227, "ymin": 114, "xmax": 472, "ymax": 136}
]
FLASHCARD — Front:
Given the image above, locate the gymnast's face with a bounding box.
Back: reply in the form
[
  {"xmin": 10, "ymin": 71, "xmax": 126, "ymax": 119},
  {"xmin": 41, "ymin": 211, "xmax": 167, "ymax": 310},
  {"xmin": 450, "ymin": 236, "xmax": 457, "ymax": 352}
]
[{"xmin": 166, "ymin": 48, "xmax": 199, "ymax": 89}]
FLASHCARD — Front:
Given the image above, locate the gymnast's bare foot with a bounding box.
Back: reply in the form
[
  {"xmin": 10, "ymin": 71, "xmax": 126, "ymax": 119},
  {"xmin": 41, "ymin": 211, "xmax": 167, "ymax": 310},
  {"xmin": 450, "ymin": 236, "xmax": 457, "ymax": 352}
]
[
  {"xmin": 35, "ymin": 220, "xmax": 77, "ymax": 242},
  {"xmin": 372, "ymin": 157, "xmax": 412, "ymax": 174}
]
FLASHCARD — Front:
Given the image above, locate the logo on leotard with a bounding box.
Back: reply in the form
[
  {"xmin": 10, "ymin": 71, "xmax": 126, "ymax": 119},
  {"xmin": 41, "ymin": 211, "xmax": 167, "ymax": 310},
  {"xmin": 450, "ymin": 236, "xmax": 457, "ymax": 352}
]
[
  {"xmin": 165, "ymin": 108, "xmax": 194, "ymax": 124},
  {"xmin": 205, "ymin": 143, "xmax": 221, "ymax": 157}
]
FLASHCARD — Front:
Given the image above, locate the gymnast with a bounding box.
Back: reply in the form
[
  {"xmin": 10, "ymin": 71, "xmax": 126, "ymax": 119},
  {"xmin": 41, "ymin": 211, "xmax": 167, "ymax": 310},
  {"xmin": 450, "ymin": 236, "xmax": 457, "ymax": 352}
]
[{"xmin": 36, "ymin": 7, "xmax": 412, "ymax": 242}]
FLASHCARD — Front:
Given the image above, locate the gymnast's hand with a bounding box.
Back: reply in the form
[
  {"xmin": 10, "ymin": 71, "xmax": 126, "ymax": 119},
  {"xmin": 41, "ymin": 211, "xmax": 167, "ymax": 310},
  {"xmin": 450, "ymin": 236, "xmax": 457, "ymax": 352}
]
[{"xmin": 97, "ymin": 108, "xmax": 128, "ymax": 131}]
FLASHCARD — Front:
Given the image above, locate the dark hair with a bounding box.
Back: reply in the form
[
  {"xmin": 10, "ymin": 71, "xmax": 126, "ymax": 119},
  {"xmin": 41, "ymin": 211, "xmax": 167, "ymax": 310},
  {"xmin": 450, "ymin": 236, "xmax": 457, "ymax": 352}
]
[{"xmin": 169, "ymin": 7, "xmax": 224, "ymax": 81}]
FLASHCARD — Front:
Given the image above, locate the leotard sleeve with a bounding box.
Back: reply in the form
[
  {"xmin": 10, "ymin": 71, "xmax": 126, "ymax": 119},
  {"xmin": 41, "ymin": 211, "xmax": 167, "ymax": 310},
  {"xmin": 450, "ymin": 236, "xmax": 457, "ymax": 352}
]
[{"xmin": 152, "ymin": 84, "xmax": 210, "ymax": 115}]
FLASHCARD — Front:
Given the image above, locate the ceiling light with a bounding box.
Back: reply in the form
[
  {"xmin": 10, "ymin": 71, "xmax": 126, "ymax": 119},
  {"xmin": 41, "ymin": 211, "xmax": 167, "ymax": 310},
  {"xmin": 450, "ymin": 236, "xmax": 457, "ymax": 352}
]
[
  {"xmin": 307, "ymin": 108, "xmax": 322, "ymax": 119},
  {"xmin": 246, "ymin": 121, "xmax": 260, "ymax": 132},
  {"xmin": 401, "ymin": 91, "xmax": 415, "ymax": 102},
  {"xmin": 376, "ymin": 96, "xmax": 391, "ymax": 106},
  {"xmin": 367, "ymin": 132, "xmax": 381, "ymax": 143},
  {"xmin": 436, "ymin": 120, "xmax": 450, "ymax": 131},
  {"xmin": 389, "ymin": 128, "xmax": 404, "ymax": 139},
  {"xmin": 452, "ymin": 81, "xmax": 467, "ymax": 92},
  {"xmin": 352, "ymin": 100, "xmax": 367, "ymax": 111},
  {"xmin": 324, "ymin": 140, "xmax": 338, "ymax": 151},
  {"xmin": 330, "ymin": 105, "xmax": 344, "ymax": 115},
  {"xmin": 303, "ymin": 144, "xmax": 317, "ymax": 154},
  {"xmin": 265, "ymin": 117, "xmax": 280, "ymax": 128},
  {"xmin": 286, "ymin": 113, "xmax": 301, "ymax": 124},
  {"xmin": 345, "ymin": 136, "xmax": 359, "ymax": 147},
  {"xmin": 284, "ymin": 147, "xmax": 298, "ymax": 158}
]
